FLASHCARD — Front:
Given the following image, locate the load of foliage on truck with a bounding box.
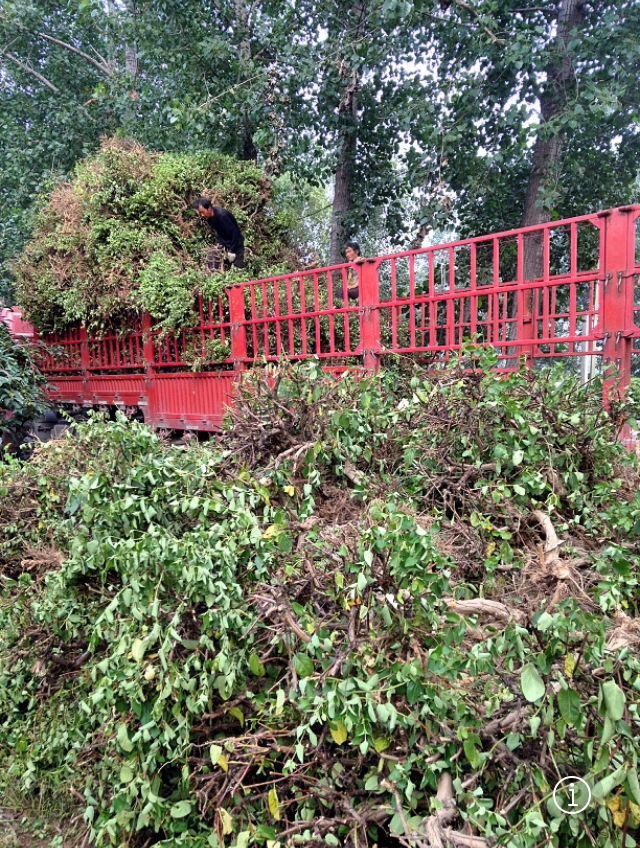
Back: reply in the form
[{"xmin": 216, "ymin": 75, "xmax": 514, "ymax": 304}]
[
  {"xmin": 0, "ymin": 354, "xmax": 639, "ymax": 848},
  {"xmin": 12, "ymin": 137, "xmax": 299, "ymax": 334}
]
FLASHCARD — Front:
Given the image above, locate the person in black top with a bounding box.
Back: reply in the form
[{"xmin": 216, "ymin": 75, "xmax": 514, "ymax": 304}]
[
  {"xmin": 192, "ymin": 197, "xmax": 245, "ymax": 269},
  {"xmin": 343, "ymin": 241, "xmax": 364, "ymax": 300}
]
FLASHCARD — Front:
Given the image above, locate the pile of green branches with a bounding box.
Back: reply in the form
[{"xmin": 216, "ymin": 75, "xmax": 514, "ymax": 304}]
[
  {"xmin": 0, "ymin": 354, "xmax": 639, "ymax": 848},
  {"xmin": 12, "ymin": 137, "xmax": 299, "ymax": 334}
]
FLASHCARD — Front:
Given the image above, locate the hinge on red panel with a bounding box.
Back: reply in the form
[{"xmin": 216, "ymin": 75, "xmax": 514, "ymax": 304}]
[{"xmin": 617, "ymin": 329, "xmax": 640, "ymax": 341}]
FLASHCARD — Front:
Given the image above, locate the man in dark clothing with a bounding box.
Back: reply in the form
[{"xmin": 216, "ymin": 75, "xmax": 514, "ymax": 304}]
[{"xmin": 192, "ymin": 197, "xmax": 245, "ymax": 269}]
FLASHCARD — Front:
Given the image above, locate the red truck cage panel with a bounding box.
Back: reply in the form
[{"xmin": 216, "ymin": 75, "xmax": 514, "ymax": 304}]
[{"xmin": 4, "ymin": 205, "xmax": 640, "ymax": 432}]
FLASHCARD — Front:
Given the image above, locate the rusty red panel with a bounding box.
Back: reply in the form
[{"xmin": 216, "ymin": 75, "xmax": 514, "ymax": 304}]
[
  {"xmin": 145, "ymin": 373, "xmax": 237, "ymax": 431},
  {"xmin": 46, "ymin": 376, "xmax": 146, "ymax": 407}
]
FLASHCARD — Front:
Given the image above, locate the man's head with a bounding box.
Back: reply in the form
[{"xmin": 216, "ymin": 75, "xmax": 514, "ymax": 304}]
[
  {"xmin": 192, "ymin": 197, "xmax": 214, "ymax": 219},
  {"xmin": 343, "ymin": 241, "xmax": 361, "ymax": 262}
]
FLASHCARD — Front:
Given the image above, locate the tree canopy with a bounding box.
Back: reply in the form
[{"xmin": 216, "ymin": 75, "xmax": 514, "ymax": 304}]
[{"xmin": 1, "ymin": 0, "xmax": 638, "ymax": 295}]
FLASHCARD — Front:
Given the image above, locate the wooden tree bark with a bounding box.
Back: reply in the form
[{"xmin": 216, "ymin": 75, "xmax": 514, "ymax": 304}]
[
  {"xmin": 236, "ymin": 0, "xmax": 258, "ymax": 162},
  {"xmin": 329, "ymin": 1, "xmax": 367, "ymax": 265},
  {"xmin": 522, "ymin": 0, "xmax": 585, "ymax": 279}
]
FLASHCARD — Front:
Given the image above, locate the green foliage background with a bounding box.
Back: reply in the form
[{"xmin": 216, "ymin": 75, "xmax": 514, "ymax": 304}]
[
  {"xmin": 1, "ymin": 360, "xmax": 639, "ymax": 847},
  {"xmin": 0, "ymin": 324, "xmax": 46, "ymax": 445}
]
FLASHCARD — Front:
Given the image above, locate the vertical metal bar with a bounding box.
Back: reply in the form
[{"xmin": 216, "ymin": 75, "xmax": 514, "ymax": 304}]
[
  {"xmin": 261, "ymin": 281, "xmax": 269, "ymax": 357},
  {"xmin": 409, "ymin": 255, "xmax": 416, "ymax": 349},
  {"xmin": 313, "ymin": 272, "xmax": 321, "ymax": 355},
  {"xmin": 539, "ymin": 227, "xmax": 551, "ymax": 356},
  {"xmin": 390, "ymin": 260, "xmax": 398, "ymax": 348},
  {"xmin": 218, "ymin": 296, "xmax": 225, "ymax": 347},
  {"xmin": 327, "ymin": 271, "xmax": 335, "ymax": 354},
  {"xmin": 428, "ymin": 250, "xmax": 436, "ymax": 348},
  {"xmin": 298, "ymin": 276, "xmax": 307, "ymax": 355},
  {"xmin": 491, "ymin": 238, "xmax": 500, "ymax": 349},
  {"xmin": 142, "ymin": 313, "xmax": 154, "ymax": 376},
  {"xmin": 470, "ymin": 243, "xmax": 477, "ymax": 342},
  {"xmin": 550, "ymin": 283, "xmax": 558, "ymax": 351},
  {"xmin": 249, "ymin": 285, "xmax": 258, "ymax": 358},
  {"xmin": 360, "ymin": 260, "xmax": 381, "ymax": 371},
  {"xmin": 341, "ymin": 269, "xmax": 351, "ymax": 354},
  {"xmin": 569, "ymin": 224, "xmax": 577, "ymax": 355},
  {"xmin": 273, "ymin": 280, "xmax": 282, "ymax": 358},
  {"xmin": 286, "ymin": 279, "xmax": 295, "ymax": 356},
  {"xmin": 448, "ymin": 248, "xmax": 457, "ymax": 347},
  {"xmin": 601, "ymin": 209, "xmax": 634, "ymax": 403},
  {"xmin": 516, "ymin": 232, "xmax": 533, "ymax": 364},
  {"xmin": 570, "ymin": 222, "xmax": 578, "ymax": 276},
  {"xmin": 228, "ymin": 285, "xmax": 247, "ymax": 371}
]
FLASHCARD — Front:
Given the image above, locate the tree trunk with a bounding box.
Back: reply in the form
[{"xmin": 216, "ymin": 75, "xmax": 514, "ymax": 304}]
[
  {"xmin": 329, "ymin": 75, "xmax": 359, "ymax": 264},
  {"xmin": 236, "ymin": 0, "xmax": 257, "ymax": 161},
  {"xmin": 329, "ymin": 2, "xmax": 366, "ymax": 265},
  {"xmin": 522, "ymin": 0, "xmax": 585, "ymax": 279}
]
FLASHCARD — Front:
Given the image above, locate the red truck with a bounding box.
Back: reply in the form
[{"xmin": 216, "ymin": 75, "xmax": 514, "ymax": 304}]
[{"xmin": 3, "ymin": 205, "xmax": 640, "ymax": 435}]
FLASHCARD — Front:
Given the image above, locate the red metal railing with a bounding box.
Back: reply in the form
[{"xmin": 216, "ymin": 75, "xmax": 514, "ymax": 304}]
[{"xmin": 16, "ymin": 205, "xmax": 640, "ymax": 430}]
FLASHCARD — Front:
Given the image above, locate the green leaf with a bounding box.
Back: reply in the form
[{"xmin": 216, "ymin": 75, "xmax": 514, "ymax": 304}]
[
  {"xmin": 219, "ymin": 807, "xmax": 233, "ymax": 835},
  {"xmin": 116, "ymin": 723, "xmax": 134, "ymax": 753},
  {"xmin": 520, "ymin": 664, "xmax": 545, "ymax": 702},
  {"xmin": 131, "ymin": 638, "xmax": 146, "ymax": 662},
  {"xmin": 389, "ymin": 812, "xmax": 406, "ymax": 835},
  {"xmin": 373, "ymin": 736, "xmax": 390, "ymax": 753},
  {"xmin": 228, "ymin": 706, "xmax": 244, "ymax": 726},
  {"xmin": 602, "ymin": 680, "xmax": 625, "ymax": 721},
  {"xmin": 210, "ymin": 744, "xmax": 223, "ymax": 765},
  {"xmin": 601, "ymin": 715, "xmax": 616, "ymax": 746},
  {"xmin": 464, "ymin": 738, "xmax": 482, "ymax": 768},
  {"xmin": 248, "ymin": 653, "xmax": 265, "ymax": 677},
  {"xmin": 626, "ymin": 768, "xmax": 640, "ymax": 806},
  {"xmin": 267, "ymin": 787, "xmax": 281, "ymax": 821},
  {"xmin": 512, "ymin": 449, "xmax": 524, "ymax": 466},
  {"xmin": 557, "ymin": 688, "xmax": 582, "ymax": 726},
  {"xmin": 329, "ymin": 719, "xmax": 348, "ymax": 745},
  {"xmin": 119, "ymin": 765, "xmax": 134, "ymax": 783},
  {"xmin": 294, "ymin": 653, "xmax": 314, "ymax": 677},
  {"xmin": 593, "ymin": 765, "xmax": 626, "ymax": 800},
  {"xmin": 170, "ymin": 800, "xmax": 192, "ymax": 819},
  {"xmin": 536, "ymin": 612, "xmax": 554, "ymax": 632}
]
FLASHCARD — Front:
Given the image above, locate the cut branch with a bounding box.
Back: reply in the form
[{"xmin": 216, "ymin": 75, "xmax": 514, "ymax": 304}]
[{"xmin": 445, "ymin": 597, "xmax": 527, "ymax": 626}]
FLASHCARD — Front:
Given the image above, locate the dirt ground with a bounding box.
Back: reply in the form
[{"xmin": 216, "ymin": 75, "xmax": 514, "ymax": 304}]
[{"xmin": 0, "ymin": 807, "xmax": 79, "ymax": 848}]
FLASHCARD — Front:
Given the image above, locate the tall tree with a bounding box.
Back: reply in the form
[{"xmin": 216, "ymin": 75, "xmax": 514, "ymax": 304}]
[
  {"xmin": 412, "ymin": 0, "xmax": 640, "ymax": 240},
  {"xmin": 521, "ymin": 0, "xmax": 584, "ymax": 230}
]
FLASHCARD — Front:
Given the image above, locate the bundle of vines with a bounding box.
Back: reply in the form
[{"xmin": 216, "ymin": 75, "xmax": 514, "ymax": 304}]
[
  {"xmin": 1, "ymin": 354, "xmax": 639, "ymax": 848},
  {"xmin": 12, "ymin": 137, "xmax": 299, "ymax": 335}
]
